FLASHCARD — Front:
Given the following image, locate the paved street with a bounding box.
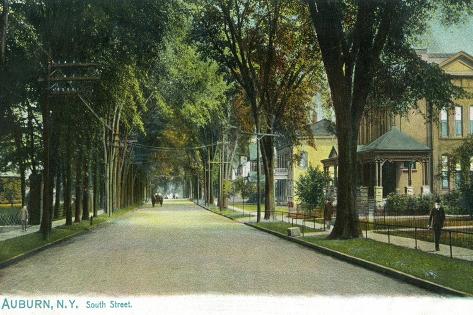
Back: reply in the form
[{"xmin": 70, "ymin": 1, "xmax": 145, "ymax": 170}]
[{"xmin": 0, "ymin": 201, "xmax": 434, "ymax": 296}]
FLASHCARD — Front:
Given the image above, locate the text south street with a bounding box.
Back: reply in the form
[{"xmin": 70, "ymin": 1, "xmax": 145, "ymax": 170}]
[{"xmin": 1, "ymin": 298, "xmax": 78, "ymax": 310}]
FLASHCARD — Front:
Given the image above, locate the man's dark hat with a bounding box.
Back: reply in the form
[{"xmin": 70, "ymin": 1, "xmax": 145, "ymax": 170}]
[{"xmin": 435, "ymin": 197, "xmax": 441, "ymax": 203}]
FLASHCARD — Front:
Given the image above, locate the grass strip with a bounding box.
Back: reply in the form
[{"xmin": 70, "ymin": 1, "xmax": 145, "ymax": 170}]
[
  {"xmin": 0, "ymin": 206, "xmax": 135, "ymax": 265},
  {"xmin": 254, "ymin": 221, "xmax": 322, "ymax": 234},
  {"xmin": 250, "ymin": 222, "xmax": 473, "ymax": 295},
  {"xmin": 299, "ymin": 236, "xmax": 473, "ymax": 295}
]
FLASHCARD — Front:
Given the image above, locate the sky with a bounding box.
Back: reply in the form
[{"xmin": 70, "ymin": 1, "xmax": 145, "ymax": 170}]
[{"xmin": 421, "ymin": 16, "xmax": 473, "ymax": 55}]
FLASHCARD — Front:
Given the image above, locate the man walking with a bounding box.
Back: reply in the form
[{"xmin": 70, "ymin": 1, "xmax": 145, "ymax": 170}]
[
  {"xmin": 428, "ymin": 197, "xmax": 446, "ymax": 251},
  {"xmin": 151, "ymin": 193, "xmax": 156, "ymax": 207},
  {"xmin": 19, "ymin": 206, "xmax": 29, "ymax": 231}
]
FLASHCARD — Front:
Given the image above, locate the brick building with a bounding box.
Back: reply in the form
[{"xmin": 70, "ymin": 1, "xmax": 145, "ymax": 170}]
[{"xmin": 322, "ymin": 50, "xmax": 473, "ymax": 199}]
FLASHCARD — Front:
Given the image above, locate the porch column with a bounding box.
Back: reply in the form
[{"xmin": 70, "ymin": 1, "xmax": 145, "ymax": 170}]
[
  {"xmin": 405, "ymin": 160, "xmax": 414, "ymax": 195},
  {"xmin": 379, "ymin": 161, "xmax": 382, "ymax": 186},
  {"xmin": 407, "ymin": 161, "xmax": 412, "ymax": 187},
  {"xmin": 375, "ymin": 161, "xmax": 379, "ymax": 186},
  {"xmin": 334, "ymin": 164, "xmax": 338, "ymax": 186},
  {"xmin": 421, "ymin": 159, "xmax": 431, "ymax": 195},
  {"xmin": 374, "ymin": 160, "xmax": 383, "ymax": 208}
]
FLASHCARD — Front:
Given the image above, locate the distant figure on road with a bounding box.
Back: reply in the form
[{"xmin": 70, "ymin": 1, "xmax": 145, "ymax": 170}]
[
  {"xmin": 19, "ymin": 206, "xmax": 29, "ymax": 231},
  {"xmin": 157, "ymin": 194, "xmax": 163, "ymax": 207},
  {"xmin": 428, "ymin": 197, "xmax": 446, "ymax": 251},
  {"xmin": 151, "ymin": 194, "xmax": 156, "ymax": 207}
]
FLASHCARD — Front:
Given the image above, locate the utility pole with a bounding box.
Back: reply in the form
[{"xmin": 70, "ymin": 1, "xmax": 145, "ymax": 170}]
[
  {"xmin": 256, "ymin": 127, "xmax": 261, "ymax": 222},
  {"xmin": 208, "ymin": 150, "xmax": 211, "ymax": 206},
  {"xmin": 219, "ymin": 132, "xmax": 224, "ymax": 211}
]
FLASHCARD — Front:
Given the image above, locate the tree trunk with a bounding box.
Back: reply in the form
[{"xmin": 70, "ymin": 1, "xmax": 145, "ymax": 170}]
[
  {"xmin": 329, "ymin": 115, "xmax": 361, "ymax": 239},
  {"xmin": 93, "ymin": 158, "xmax": 98, "ymax": 217},
  {"xmin": 261, "ymin": 135, "xmax": 275, "ymax": 220},
  {"xmin": 39, "ymin": 95, "xmax": 52, "ymax": 237},
  {"xmin": 64, "ymin": 130, "xmax": 72, "ymax": 225},
  {"xmin": 0, "ymin": 0, "xmax": 9, "ymax": 64},
  {"xmin": 28, "ymin": 173, "xmax": 42, "ymax": 225},
  {"xmin": 74, "ymin": 153, "xmax": 82, "ymax": 223},
  {"xmin": 82, "ymin": 155, "xmax": 89, "ymax": 220},
  {"xmin": 63, "ymin": 159, "xmax": 72, "ymax": 225},
  {"xmin": 13, "ymin": 126, "xmax": 26, "ymax": 207},
  {"xmin": 54, "ymin": 166, "xmax": 62, "ymax": 219}
]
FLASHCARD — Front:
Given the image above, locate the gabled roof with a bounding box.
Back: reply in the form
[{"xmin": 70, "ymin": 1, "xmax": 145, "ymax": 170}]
[
  {"xmin": 359, "ymin": 127, "xmax": 430, "ymax": 153},
  {"xmin": 310, "ymin": 119, "xmax": 336, "ymax": 137},
  {"xmin": 417, "ymin": 50, "xmax": 473, "ymax": 76},
  {"xmin": 438, "ymin": 50, "xmax": 473, "ymax": 67},
  {"xmin": 328, "ymin": 146, "xmax": 338, "ymax": 158}
]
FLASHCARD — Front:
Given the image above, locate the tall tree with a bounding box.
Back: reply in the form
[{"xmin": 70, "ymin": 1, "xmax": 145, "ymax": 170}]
[
  {"xmin": 0, "ymin": 0, "xmax": 8, "ymax": 63},
  {"xmin": 307, "ymin": 0, "xmax": 470, "ymax": 238},
  {"xmin": 193, "ymin": 0, "xmax": 323, "ymax": 221}
]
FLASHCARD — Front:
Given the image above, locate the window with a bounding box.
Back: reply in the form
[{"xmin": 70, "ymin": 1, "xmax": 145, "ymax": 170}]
[
  {"xmin": 402, "ymin": 161, "xmax": 416, "ymax": 170},
  {"xmin": 251, "ymin": 161, "xmax": 257, "ymax": 172},
  {"xmin": 277, "ymin": 151, "xmax": 288, "ymax": 169},
  {"xmin": 455, "ymin": 106, "xmax": 463, "ymax": 136},
  {"xmin": 299, "ymin": 151, "xmax": 308, "ymax": 169},
  {"xmin": 441, "ymin": 155, "xmax": 449, "ymax": 189},
  {"xmin": 470, "ymin": 106, "xmax": 473, "ymax": 134},
  {"xmin": 440, "ymin": 109, "xmax": 449, "ymax": 138}
]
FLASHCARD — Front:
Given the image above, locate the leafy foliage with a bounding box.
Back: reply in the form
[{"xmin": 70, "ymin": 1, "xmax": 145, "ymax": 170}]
[
  {"xmin": 295, "ymin": 165, "xmax": 329, "ymax": 207},
  {"xmin": 449, "ymin": 136, "xmax": 473, "ymax": 216}
]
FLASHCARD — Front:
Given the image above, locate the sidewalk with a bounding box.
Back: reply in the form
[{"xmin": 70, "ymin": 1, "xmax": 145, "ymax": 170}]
[
  {"xmin": 366, "ymin": 230, "xmax": 473, "ymax": 261},
  {"xmin": 226, "ymin": 204, "xmax": 473, "ymax": 261},
  {"xmin": 0, "ymin": 210, "xmax": 104, "ymax": 242}
]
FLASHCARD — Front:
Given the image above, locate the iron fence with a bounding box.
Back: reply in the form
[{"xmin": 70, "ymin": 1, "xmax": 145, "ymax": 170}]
[
  {"xmin": 0, "ymin": 211, "xmax": 21, "ymax": 226},
  {"xmin": 358, "ymin": 209, "xmax": 473, "ymax": 259}
]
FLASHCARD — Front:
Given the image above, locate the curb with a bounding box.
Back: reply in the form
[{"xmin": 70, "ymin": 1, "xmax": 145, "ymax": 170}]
[
  {"xmin": 194, "ymin": 202, "xmax": 252, "ymax": 221},
  {"xmin": 0, "ymin": 229, "xmax": 89, "ymax": 269},
  {"xmin": 245, "ymin": 222, "xmax": 472, "ymax": 297},
  {"xmin": 0, "ymin": 208, "xmax": 136, "ymax": 270}
]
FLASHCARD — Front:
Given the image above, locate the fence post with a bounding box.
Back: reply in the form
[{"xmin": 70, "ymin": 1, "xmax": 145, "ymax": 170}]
[
  {"xmin": 365, "ymin": 221, "xmax": 368, "ymax": 239},
  {"xmin": 320, "ymin": 205, "xmax": 327, "ymax": 232},
  {"xmin": 387, "ymin": 224, "xmax": 390, "ymax": 244},
  {"xmin": 414, "ymin": 227, "xmax": 417, "ymax": 249},
  {"xmin": 449, "ymin": 230, "xmax": 453, "ymax": 259}
]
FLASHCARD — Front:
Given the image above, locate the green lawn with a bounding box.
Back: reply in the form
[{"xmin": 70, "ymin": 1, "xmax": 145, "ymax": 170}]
[
  {"xmin": 231, "ymin": 203, "xmax": 288, "ymax": 213},
  {"xmin": 254, "ymin": 221, "xmax": 322, "ymax": 234},
  {"xmin": 0, "ymin": 206, "xmax": 135, "ymax": 264},
  {"xmin": 301, "ymin": 236, "xmax": 473, "ymax": 295},
  {"xmin": 208, "ymin": 206, "xmax": 253, "ymax": 219},
  {"xmin": 250, "ymin": 221, "xmax": 473, "ymax": 294}
]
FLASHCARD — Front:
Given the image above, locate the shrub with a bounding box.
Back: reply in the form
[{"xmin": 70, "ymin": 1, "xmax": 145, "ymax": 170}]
[
  {"xmin": 295, "ymin": 165, "xmax": 329, "ymax": 210},
  {"xmin": 442, "ymin": 191, "xmax": 467, "ymax": 215},
  {"xmin": 385, "ymin": 193, "xmax": 434, "ymax": 215}
]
